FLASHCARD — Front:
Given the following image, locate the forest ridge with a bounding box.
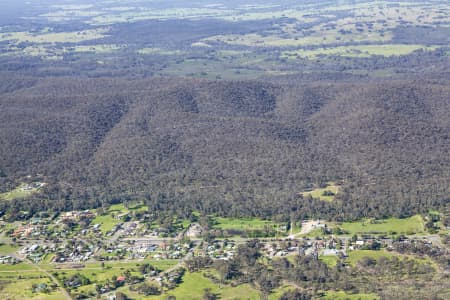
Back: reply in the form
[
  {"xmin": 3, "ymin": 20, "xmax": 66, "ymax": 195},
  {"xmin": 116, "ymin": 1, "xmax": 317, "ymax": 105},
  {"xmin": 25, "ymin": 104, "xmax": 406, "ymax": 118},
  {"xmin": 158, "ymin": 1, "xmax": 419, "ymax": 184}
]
[{"xmin": 0, "ymin": 76, "xmax": 448, "ymax": 221}]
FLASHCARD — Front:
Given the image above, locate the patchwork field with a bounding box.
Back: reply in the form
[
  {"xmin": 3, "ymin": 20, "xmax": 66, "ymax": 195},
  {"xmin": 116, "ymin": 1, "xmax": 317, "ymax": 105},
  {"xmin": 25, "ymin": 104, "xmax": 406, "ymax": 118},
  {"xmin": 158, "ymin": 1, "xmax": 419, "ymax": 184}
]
[
  {"xmin": 0, "ymin": 28, "xmax": 108, "ymax": 44},
  {"xmin": 283, "ymin": 44, "xmax": 438, "ymax": 59},
  {"xmin": 0, "ymin": 0, "xmax": 448, "ymax": 78}
]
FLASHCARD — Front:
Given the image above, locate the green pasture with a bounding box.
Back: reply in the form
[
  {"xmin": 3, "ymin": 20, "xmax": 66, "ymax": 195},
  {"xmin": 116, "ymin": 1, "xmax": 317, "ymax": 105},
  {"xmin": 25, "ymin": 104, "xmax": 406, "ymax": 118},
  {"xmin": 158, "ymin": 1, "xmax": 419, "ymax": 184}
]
[
  {"xmin": 0, "ymin": 28, "xmax": 108, "ymax": 44},
  {"xmin": 0, "ymin": 184, "xmax": 38, "ymax": 201},
  {"xmin": 140, "ymin": 271, "xmax": 260, "ymax": 300},
  {"xmin": 301, "ymin": 182, "xmax": 339, "ymax": 202},
  {"xmin": 322, "ymin": 291, "xmax": 380, "ymax": 300},
  {"xmin": 283, "ymin": 44, "xmax": 438, "ymax": 59},
  {"xmin": 346, "ymin": 250, "xmax": 395, "ymax": 266},
  {"xmin": 91, "ymin": 214, "xmax": 120, "ymax": 234},
  {"xmin": 213, "ymin": 216, "xmax": 280, "ymax": 231},
  {"xmin": 337, "ymin": 215, "xmax": 425, "ymax": 235},
  {"xmin": 0, "ymin": 243, "xmax": 19, "ymax": 255}
]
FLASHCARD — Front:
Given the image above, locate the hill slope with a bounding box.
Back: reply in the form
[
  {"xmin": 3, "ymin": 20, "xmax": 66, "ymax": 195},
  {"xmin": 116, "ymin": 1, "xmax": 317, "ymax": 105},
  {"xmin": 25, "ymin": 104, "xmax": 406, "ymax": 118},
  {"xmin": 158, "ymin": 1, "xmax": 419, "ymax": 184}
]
[{"xmin": 0, "ymin": 76, "xmax": 448, "ymax": 219}]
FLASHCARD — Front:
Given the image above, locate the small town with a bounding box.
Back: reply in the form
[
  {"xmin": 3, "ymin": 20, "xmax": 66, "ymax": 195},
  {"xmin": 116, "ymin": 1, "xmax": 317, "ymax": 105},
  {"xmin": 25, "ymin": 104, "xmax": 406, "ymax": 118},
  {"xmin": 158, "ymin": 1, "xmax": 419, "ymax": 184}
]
[{"xmin": 0, "ymin": 202, "xmax": 449, "ymax": 299}]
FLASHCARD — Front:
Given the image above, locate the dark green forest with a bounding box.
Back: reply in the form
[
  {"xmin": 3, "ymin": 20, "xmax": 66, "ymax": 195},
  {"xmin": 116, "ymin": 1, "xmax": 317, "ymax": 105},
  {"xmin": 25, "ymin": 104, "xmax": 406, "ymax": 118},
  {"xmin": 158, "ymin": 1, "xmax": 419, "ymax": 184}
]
[{"xmin": 0, "ymin": 74, "xmax": 448, "ymax": 222}]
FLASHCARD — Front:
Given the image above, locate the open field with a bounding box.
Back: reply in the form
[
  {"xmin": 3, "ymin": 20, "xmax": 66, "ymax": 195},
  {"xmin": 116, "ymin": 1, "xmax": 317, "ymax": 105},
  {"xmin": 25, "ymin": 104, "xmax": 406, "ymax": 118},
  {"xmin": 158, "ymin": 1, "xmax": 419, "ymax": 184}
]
[
  {"xmin": 138, "ymin": 48, "xmax": 182, "ymax": 56},
  {"xmin": 0, "ymin": 259, "xmax": 180, "ymax": 299},
  {"xmin": 91, "ymin": 214, "xmax": 120, "ymax": 234},
  {"xmin": 301, "ymin": 182, "xmax": 340, "ymax": 202},
  {"xmin": 0, "ymin": 183, "xmax": 43, "ymax": 201},
  {"xmin": 133, "ymin": 271, "xmax": 261, "ymax": 300},
  {"xmin": 319, "ymin": 255, "xmax": 339, "ymax": 267},
  {"xmin": 213, "ymin": 216, "xmax": 280, "ymax": 231},
  {"xmin": 345, "ymin": 249, "xmax": 434, "ymax": 267},
  {"xmin": 322, "ymin": 291, "xmax": 380, "ymax": 300},
  {"xmin": 202, "ymin": 29, "xmax": 392, "ymax": 48},
  {"xmin": 337, "ymin": 215, "xmax": 425, "ymax": 235},
  {"xmin": 68, "ymin": 44, "xmax": 125, "ymax": 53},
  {"xmin": 0, "ymin": 277, "xmax": 65, "ymax": 300},
  {"xmin": 0, "ymin": 28, "xmax": 108, "ymax": 44},
  {"xmin": 346, "ymin": 250, "xmax": 396, "ymax": 266},
  {"xmin": 92, "ymin": 202, "xmax": 147, "ymax": 234},
  {"xmin": 283, "ymin": 44, "xmax": 438, "ymax": 59},
  {"xmin": 0, "ymin": 243, "xmax": 19, "ymax": 255}
]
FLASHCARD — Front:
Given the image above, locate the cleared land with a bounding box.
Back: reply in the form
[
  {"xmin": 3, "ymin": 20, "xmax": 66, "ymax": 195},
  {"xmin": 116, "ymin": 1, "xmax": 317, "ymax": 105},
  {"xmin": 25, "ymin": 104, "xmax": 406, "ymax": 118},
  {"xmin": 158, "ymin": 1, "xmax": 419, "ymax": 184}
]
[
  {"xmin": 0, "ymin": 28, "xmax": 108, "ymax": 44},
  {"xmin": 323, "ymin": 291, "xmax": 380, "ymax": 300},
  {"xmin": 337, "ymin": 215, "xmax": 425, "ymax": 235},
  {"xmin": 92, "ymin": 203, "xmax": 147, "ymax": 234},
  {"xmin": 0, "ymin": 260, "xmax": 180, "ymax": 299},
  {"xmin": 301, "ymin": 183, "xmax": 340, "ymax": 202},
  {"xmin": 213, "ymin": 216, "xmax": 280, "ymax": 231},
  {"xmin": 0, "ymin": 183, "xmax": 43, "ymax": 201},
  {"xmin": 283, "ymin": 44, "xmax": 438, "ymax": 59}
]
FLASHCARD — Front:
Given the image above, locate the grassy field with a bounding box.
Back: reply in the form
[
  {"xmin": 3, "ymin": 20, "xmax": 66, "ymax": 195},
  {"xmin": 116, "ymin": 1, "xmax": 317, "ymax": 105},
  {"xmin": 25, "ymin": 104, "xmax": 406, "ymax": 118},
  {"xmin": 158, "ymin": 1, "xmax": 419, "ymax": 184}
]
[
  {"xmin": 92, "ymin": 202, "xmax": 147, "ymax": 234},
  {"xmin": 160, "ymin": 56, "xmax": 273, "ymax": 80},
  {"xmin": 269, "ymin": 285, "xmax": 297, "ymax": 300},
  {"xmin": 305, "ymin": 228, "xmax": 326, "ymax": 238},
  {"xmin": 43, "ymin": 259, "xmax": 179, "ymax": 297},
  {"xmin": 88, "ymin": 8, "xmax": 234, "ymax": 25},
  {"xmin": 0, "ymin": 262, "xmax": 65, "ymax": 299},
  {"xmin": 68, "ymin": 44, "xmax": 125, "ymax": 53},
  {"xmin": 138, "ymin": 271, "xmax": 261, "ymax": 300},
  {"xmin": 0, "ymin": 28, "xmax": 108, "ymax": 44},
  {"xmin": 346, "ymin": 250, "xmax": 395, "ymax": 266},
  {"xmin": 202, "ymin": 28, "xmax": 391, "ymax": 48},
  {"xmin": 37, "ymin": 0, "xmax": 450, "ymax": 30},
  {"xmin": 0, "ymin": 243, "xmax": 19, "ymax": 255},
  {"xmin": 213, "ymin": 216, "xmax": 280, "ymax": 231},
  {"xmin": 319, "ymin": 255, "xmax": 339, "ymax": 267},
  {"xmin": 91, "ymin": 214, "xmax": 120, "ymax": 234},
  {"xmin": 322, "ymin": 291, "xmax": 380, "ymax": 300},
  {"xmin": 346, "ymin": 249, "xmax": 435, "ymax": 268},
  {"xmin": 0, "ymin": 184, "xmax": 39, "ymax": 201},
  {"xmin": 108, "ymin": 203, "xmax": 148, "ymax": 213},
  {"xmin": 337, "ymin": 215, "xmax": 425, "ymax": 235},
  {"xmin": 0, "ymin": 277, "xmax": 65, "ymax": 300},
  {"xmin": 138, "ymin": 48, "xmax": 182, "ymax": 56},
  {"xmin": 301, "ymin": 183, "xmax": 340, "ymax": 202},
  {"xmin": 283, "ymin": 44, "xmax": 437, "ymax": 59}
]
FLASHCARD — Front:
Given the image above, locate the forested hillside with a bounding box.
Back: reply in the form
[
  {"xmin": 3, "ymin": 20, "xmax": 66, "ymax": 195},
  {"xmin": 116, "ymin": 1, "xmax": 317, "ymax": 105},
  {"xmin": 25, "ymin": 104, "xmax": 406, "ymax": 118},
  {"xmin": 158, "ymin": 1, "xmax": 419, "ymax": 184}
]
[{"xmin": 0, "ymin": 75, "xmax": 448, "ymax": 221}]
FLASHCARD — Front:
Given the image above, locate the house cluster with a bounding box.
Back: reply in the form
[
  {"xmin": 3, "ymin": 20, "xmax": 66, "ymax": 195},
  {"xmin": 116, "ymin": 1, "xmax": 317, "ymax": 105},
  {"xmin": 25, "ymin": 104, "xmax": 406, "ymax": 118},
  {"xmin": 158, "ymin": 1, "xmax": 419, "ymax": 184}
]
[
  {"xmin": 153, "ymin": 267, "xmax": 185, "ymax": 289},
  {"xmin": 21, "ymin": 182, "xmax": 46, "ymax": 191},
  {"xmin": 141, "ymin": 241, "xmax": 193, "ymax": 260},
  {"xmin": 11, "ymin": 224, "xmax": 45, "ymax": 239},
  {"xmin": 264, "ymin": 240, "xmax": 306, "ymax": 257},
  {"xmin": 113, "ymin": 221, "xmax": 153, "ymax": 239},
  {"xmin": 260, "ymin": 237, "xmax": 348, "ymax": 259},
  {"xmin": 20, "ymin": 243, "xmax": 48, "ymax": 262},
  {"xmin": 53, "ymin": 240, "xmax": 96, "ymax": 263},
  {"xmin": 198, "ymin": 240, "xmax": 236, "ymax": 260},
  {"xmin": 129, "ymin": 240, "xmax": 160, "ymax": 258},
  {"xmin": 348, "ymin": 236, "xmax": 392, "ymax": 251},
  {"xmin": 0, "ymin": 255, "xmax": 20, "ymax": 264},
  {"xmin": 59, "ymin": 210, "xmax": 95, "ymax": 223}
]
